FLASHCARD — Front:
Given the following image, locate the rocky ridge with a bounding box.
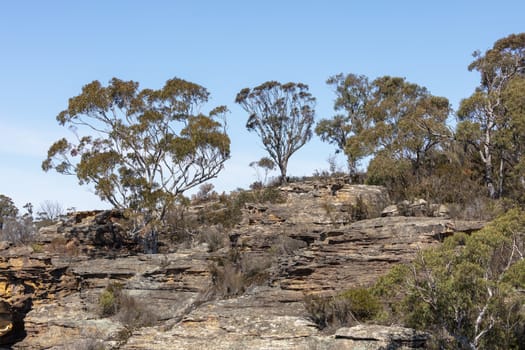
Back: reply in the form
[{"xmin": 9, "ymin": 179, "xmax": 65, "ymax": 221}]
[{"xmin": 0, "ymin": 181, "xmax": 485, "ymax": 349}]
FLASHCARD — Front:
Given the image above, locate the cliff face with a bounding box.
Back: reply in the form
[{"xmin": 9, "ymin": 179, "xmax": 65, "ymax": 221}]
[{"xmin": 0, "ymin": 182, "xmax": 485, "ymax": 349}]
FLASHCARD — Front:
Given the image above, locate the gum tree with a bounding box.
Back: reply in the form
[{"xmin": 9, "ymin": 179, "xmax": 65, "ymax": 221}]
[
  {"xmin": 43, "ymin": 77, "xmax": 230, "ymax": 233},
  {"xmin": 235, "ymin": 81, "xmax": 316, "ymax": 184},
  {"xmin": 457, "ymin": 33, "xmax": 525, "ymax": 198},
  {"xmin": 318, "ymin": 74, "xmax": 451, "ymax": 188},
  {"xmin": 0, "ymin": 194, "xmax": 18, "ymax": 230},
  {"xmin": 315, "ymin": 73, "xmax": 371, "ymax": 174}
]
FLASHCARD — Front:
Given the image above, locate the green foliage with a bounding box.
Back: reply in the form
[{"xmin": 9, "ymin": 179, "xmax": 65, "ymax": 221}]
[
  {"xmin": 236, "ymin": 81, "xmax": 316, "ymax": 183},
  {"xmin": 43, "ymin": 77, "xmax": 230, "ymax": 227},
  {"xmin": 338, "ymin": 288, "xmax": 382, "ymax": 320},
  {"xmin": 304, "ymin": 287, "xmax": 382, "ymax": 330},
  {"xmin": 99, "ymin": 282, "xmax": 123, "ymax": 317},
  {"xmin": 377, "ymin": 209, "xmax": 525, "ymax": 349},
  {"xmin": 366, "ymin": 153, "xmax": 412, "ymax": 201},
  {"xmin": 320, "ymin": 73, "xmax": 452, "ymax": 198},
  {"xmin": 316, "ymin": 73, "xmax": 371, "ymax": 173},
  {"xmin": 457, "ymin": 33, "xmax": 525, "ymax": 199}
]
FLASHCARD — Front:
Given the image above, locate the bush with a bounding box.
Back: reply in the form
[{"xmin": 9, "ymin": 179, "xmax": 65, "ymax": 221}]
[
  {"xmin": 270, "ymin": 235, "xmax": 307, "ymax": 255},
  {"xmin": 197, "ymin": 225, "xmax": 227, "ymax": 252},
  {"xmin": 115, "ymin": 293, "xmax": 157, "ymax": 329},
  {"xmin": 304, "ymin": 287, "xmax": 382, "ymax": 330},
  {"xmin": 98, "ymin": 282, "xmax": 157, "ymax": 329},
  {"xmin": 99, "ymin": 282, "xmax": 123, "ymax": 317},
  {"xmin": 209, "ymin": 251, "xmax": 272, "ymax": 297},
  {"xmin": 338, "ymin": 288, "xmax": 382, "ymax": 320},
  {"xmin": 370, "ymin": 210, "xmax": 525, "ymax": 349}
]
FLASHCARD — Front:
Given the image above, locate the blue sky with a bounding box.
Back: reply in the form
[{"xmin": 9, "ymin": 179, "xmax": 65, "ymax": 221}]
[{"xmin": 1, "ymin": 0, "xmax": 524, "ymax": 211}]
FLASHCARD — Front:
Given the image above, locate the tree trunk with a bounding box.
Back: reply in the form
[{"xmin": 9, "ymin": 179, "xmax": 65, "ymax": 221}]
[
  {"xmin": 481, "ymin": 123, "xmax": 497, "ymax": 199},
  {"xmin": 279, "ymin": 159, "xmax": 288, "ymax": 184},
  {"xmin": 497, "ymin": 158, "xmax": 504, "ymax": 198}
]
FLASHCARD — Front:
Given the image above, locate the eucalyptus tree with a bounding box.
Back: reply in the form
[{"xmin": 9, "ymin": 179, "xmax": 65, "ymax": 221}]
[
  {"xmin": 318, "ymin": 74, "xmax": 451, "ymax": 183},
  {"xmin": 43, "ymin": 77, "xmax": 230, "ymax": 232},
  {"xmin": 457, "ymin": 33, "xmax": 525, "ymax": 198},
  {"xmin": 235, "ymin": 81, "xmax": 316, "ymax": 183},
  {"xmin": 0, "ymin": 194, "xmax": 18, "ymax": 230},
  {"xmin": 364, "ymin": 76, "xmax": 451, "ymax": 169},
  {"xmin": 315, "ymin": 73, "xmax": 371, "ymax": 174}
]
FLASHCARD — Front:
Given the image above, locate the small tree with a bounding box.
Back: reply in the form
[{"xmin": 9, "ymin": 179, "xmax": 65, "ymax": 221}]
[
  {"xmin": 37, "ymin": 200, "xmax": 65, "ymax": 222},
  {"xmin": 235, "ymin": 81, "xmax": 316, "ymax": 184},
  {"xmin": 249, "ymin": 157, "xmax": 275, "ymax": 186},
  {"xmin": 43, "ymin": 77, "xmax": 230, "ymax": 242},
  {"xmin": 0, "ymin": 194, "xmax": 18, "ymax": 230},
  {"xmin": 316, "ymin": 73, "xmax": 371, "ymax": 174}
]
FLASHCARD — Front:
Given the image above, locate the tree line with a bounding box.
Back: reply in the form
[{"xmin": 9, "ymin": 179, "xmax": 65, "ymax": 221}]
[
  {"xmin": 0, "ymin": 32, "xmax": 523, "ymax": 350},
  {"xmin": 40, "ymin": 33, "xmax": 524, "ymax": 220}
]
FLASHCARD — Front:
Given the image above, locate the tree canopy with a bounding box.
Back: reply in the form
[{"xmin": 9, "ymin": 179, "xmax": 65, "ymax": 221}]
[
  {"xmin": 43, "ymin": 77, "xmax": 230, "ymax": 223},
  {"xmin": 317, "ymin": 74, "xmax": 451, "ymax": 191},
  {"xmin": 316, "ymin": 73, "xmax": 371, "ymax": 174},
  {"xmin": 457, "ymin": 33, "xmax": 525, "ymax": 198},
  {"xmin": 235, "ymin": 81, "xmax": 316, "ymax": 183}
]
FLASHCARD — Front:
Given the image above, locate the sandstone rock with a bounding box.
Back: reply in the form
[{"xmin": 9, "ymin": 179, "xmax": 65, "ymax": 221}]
[
  {"xmin": 381, "ymin": 204, "xmax": 399, "ymax": 217},
  {"xmin": 335, "ymin": 324, "xmax": 430, "ymax": 349},
  {"xmin": 382, "ymin": 199, "xmax": 451, "ymax": 218},
  {"xmin": 277, "ymin": 217, "xmax": 485, "ymax": 293},
  {"xmin": 0, "ymin": 183, "xmax": 486, "ymax": 349},
  {"xmin": 245, "ymin": 182, "xmax": 390, "ymax": 227},
  {"xmin": 0, "ymin": 302, "xmax": 12, "ymax": 340}
]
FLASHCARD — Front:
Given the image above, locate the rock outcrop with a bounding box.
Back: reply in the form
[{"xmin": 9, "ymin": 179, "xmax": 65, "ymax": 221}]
[{"xmin": 0, "ymin": 182, "xmax": 486, "ymax": 349}]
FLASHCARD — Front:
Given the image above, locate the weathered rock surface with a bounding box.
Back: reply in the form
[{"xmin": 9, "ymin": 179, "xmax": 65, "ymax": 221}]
[
  {"xmin": 335, "ymin": 324, "xmax": 430, "ymax": 349},
  {"xmin": 381, "ymin": 198, "xmax": 450, "ymax": 218},
  {"xmin": 277, "ymin": 216, "xmax": 484, "ymax": 293},
  {"xmin": 0, "ymin": 182, "xmax": 486, "ymax": 349},
  {"xmin": 258, "ymin": 182, "xmax": 391, "ymax": 225}
]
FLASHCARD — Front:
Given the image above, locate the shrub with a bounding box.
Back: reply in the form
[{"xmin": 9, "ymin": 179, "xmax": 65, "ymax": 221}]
[
  {"xmin": 270, "ymin": 235, "xmax": 307, "ymax": 255},
  {"xmin": 369, "ymin": 210, "xmax": 525, "ymax": 349},
  {"xmin": 115, "ymin": 293, "xmax": 157, "ymax": 329},
  {"xmin": 345, "ymin": 195, "xmax": 369, "ymax": 222},
  {"xmin": 197, "ymin": 226, "xmax": 227, "ymax": 252},
  {"xmin": 99, "ymin": 282, "xmax": 123, "ymax": 317},
  {"xmin": 191, "ymin": 183, "xmax": 218, "ymax": 204},
  {"xmin": 98, "ymin": 282, "xmax": 157, "ymax": 329},
  {"xmin": 304, "ymin": 287, "xmax": 382, "ymax": 330},
  {"xmin": 209, "ymin": 251, "xmax": 272, "ymax": 297},
  {"xmin": 196, "ymin": 188, "xmax": 285, "ymax": 229}
]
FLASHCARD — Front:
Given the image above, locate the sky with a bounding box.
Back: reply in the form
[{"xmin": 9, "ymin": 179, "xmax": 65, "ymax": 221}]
[{"xmin": 0, "ymin": 0, "xmax": 524, "ymax": 211}]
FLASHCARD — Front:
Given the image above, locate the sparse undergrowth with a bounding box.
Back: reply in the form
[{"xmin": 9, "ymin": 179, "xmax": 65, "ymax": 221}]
[
  {"xmin": 98, "ymin": 282, "xmax": 158, "ymax": 330},
  {"xmin": 304, "ymin": 287, "xmax": 382, "ymax": 330},
  {"xmin": 209, "ymin": 249, "xmax": 273, "ymax": 298}
]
